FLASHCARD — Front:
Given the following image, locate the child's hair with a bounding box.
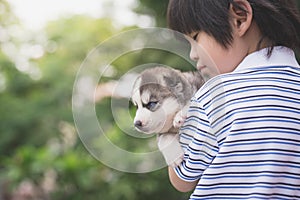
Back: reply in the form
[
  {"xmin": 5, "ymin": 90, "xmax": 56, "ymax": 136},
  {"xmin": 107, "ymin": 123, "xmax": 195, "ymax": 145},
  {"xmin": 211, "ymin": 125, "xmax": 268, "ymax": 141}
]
[{"xmin": 167, "ymin": 0, "xmax": 300, "ymax": 52}]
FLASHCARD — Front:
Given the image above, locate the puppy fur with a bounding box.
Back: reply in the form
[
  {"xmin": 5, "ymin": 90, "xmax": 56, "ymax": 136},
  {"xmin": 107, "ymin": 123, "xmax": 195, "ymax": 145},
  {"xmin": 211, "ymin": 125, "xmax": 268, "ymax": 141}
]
[
  {"xmin": 131, "ymin": 66, "xmax": 204, "ymax": 167},
  {"xmin": 132, "ymin": 66, "xmax": 204, "ymax": 134}
]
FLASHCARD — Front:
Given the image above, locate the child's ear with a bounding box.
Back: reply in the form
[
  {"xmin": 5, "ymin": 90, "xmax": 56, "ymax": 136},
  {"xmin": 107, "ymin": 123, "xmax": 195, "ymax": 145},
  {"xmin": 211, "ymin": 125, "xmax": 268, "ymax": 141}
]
[{"xmin": 229, "ymin": 0, "xmax": 253, "ymax": 37}]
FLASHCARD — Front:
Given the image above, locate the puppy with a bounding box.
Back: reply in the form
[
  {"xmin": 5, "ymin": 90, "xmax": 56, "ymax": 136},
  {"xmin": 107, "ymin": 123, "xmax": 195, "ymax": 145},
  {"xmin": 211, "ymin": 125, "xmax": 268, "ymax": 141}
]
[{"xmin": 131, "ymin": 66, "xmax": 204, "ymax": 167}]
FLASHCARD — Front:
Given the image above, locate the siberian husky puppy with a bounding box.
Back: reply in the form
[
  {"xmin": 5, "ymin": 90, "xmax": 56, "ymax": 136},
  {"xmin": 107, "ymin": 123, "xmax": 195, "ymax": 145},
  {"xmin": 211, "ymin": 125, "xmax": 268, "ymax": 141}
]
[{"xmin": 131, "ymin": 66, "xmax": 204, "ymax": 167}]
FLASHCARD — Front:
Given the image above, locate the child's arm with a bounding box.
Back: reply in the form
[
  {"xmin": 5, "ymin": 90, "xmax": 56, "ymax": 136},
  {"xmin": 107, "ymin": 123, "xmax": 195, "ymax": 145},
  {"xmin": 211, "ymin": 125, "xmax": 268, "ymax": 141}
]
[
  {"xmin": 168, "ymin": 167, "xmax": 198, "ymax": 192},
  {"xmin": 166, "ymin": 97, "xmax": 218, "ymax": 193}
]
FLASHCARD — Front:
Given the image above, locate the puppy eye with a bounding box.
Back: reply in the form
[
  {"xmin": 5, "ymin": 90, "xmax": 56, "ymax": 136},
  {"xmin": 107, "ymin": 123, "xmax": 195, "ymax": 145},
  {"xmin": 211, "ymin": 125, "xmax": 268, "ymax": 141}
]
[{"xmin": 144, "ymin": 101, "xmax": 158, "ymax": 111}]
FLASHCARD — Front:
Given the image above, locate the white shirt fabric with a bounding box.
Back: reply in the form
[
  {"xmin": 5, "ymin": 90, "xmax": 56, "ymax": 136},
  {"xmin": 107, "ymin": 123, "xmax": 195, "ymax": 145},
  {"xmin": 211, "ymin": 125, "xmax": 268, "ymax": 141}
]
[{"xmin": 175, "ymin": 46, "xmax": 300, "ymax": 199}]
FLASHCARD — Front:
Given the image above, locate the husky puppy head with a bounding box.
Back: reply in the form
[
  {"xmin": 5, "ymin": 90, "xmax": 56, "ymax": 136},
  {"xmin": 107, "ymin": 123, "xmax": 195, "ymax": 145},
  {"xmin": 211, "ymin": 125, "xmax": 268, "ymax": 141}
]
[{"xmin": 131, "ymin": 67, "xmax": 190, "ymax": 134}]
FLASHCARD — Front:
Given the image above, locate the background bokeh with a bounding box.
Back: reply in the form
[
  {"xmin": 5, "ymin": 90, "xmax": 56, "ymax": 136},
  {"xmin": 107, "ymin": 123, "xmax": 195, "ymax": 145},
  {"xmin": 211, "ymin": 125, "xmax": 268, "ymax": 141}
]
[{"xmin": 0, "ymin": 0, "xmax": 299, "ymax": 199}]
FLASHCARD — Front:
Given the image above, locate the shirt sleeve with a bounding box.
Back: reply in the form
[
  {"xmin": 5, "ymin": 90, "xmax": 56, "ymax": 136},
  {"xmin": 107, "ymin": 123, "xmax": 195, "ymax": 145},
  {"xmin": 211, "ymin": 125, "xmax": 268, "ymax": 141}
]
[{"xmin": 174, "ymin": 99, "xmax": 219, "ymax": 182}]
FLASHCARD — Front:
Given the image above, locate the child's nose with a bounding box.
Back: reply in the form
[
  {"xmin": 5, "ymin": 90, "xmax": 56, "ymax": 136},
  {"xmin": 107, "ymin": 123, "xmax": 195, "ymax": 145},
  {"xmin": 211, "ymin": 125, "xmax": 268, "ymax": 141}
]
[{"xmin": 189, "ymin": 46, "xmax": 199, "ymax": 61}]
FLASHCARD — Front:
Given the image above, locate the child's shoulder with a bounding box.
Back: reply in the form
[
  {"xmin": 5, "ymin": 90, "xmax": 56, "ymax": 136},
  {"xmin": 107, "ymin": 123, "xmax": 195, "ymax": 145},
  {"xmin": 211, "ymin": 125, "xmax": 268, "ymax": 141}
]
[{"xmin": 193, "ymin": 73, "xmax": 233, "ymax": 102}]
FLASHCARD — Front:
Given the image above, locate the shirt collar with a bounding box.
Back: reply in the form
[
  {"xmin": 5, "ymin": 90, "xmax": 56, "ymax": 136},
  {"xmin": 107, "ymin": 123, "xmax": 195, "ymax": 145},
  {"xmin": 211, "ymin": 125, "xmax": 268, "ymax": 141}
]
[{"xmin": 234, "ymin": 46, "xmax": 300, "ymax": 72}]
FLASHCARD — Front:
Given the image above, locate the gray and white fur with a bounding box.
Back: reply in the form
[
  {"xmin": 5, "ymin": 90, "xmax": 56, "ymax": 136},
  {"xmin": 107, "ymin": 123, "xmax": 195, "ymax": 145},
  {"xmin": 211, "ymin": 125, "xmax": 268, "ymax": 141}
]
[{"xmin": 131, "ymin": 66, "xmax": 204, "ymax": 167}]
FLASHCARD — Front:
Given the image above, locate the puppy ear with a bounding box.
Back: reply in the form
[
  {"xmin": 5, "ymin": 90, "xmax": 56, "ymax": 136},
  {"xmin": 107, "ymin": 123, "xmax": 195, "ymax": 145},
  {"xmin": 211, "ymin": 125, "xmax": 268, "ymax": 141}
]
[{"xmin": 163, "ymin": 75, "xmax": 183, "ymax": 93}]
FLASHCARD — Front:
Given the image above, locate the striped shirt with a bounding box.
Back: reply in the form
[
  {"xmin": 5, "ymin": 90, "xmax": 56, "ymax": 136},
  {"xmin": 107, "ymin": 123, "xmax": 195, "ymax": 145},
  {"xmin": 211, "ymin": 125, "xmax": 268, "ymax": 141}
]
[{"xmin": 175, "ymin": 46, "xmax": 300, "ymax": 199}]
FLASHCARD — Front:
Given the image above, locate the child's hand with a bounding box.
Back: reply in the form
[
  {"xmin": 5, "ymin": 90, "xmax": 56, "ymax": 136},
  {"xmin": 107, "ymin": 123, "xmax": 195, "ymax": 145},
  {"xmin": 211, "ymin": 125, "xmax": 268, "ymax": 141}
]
[{"xmin": 157, "ymin": 133, "xmax": 184, "ymax": 168}]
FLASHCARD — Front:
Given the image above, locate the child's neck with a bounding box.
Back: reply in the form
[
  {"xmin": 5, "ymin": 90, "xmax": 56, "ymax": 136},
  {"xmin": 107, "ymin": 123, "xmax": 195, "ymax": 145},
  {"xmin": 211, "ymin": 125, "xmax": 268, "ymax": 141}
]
[{"xmin": 246, "ymin": 22, "xmax": 272, "ymax": 54}]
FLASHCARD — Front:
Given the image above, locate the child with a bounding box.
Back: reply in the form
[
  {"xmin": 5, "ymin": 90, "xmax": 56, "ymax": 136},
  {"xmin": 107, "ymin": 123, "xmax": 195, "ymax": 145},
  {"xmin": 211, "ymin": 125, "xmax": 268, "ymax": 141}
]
[{"xmin": 164, "ymin": 0, "xmax": 300, "ymax": 199}]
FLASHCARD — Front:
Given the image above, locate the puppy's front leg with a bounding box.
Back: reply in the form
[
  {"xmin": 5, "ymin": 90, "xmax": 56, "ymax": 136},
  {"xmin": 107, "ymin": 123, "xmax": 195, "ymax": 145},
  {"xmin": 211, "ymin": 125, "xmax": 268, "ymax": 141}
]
[
  {"xmin": 157, "ymin": 133, "xmax": 184, "ymax": 167},
  {"xmin": 173, "ymin": 103, "xmax": 189, "ymax": 128}
]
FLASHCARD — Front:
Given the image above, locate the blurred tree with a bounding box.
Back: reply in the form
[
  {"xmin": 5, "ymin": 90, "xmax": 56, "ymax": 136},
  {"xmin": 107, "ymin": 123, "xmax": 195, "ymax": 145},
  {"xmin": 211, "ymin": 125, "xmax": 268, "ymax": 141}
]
[
  {"xmin": 0, "ymin": 6, "xmax": 189, "ymax": 200},
  {"xmin": 0, "ymin": 15, "xmax": 118, "ymax": 157},
  {"xmin": 134, "ymin": 0, "xmax": 169, "ymax": 27}
]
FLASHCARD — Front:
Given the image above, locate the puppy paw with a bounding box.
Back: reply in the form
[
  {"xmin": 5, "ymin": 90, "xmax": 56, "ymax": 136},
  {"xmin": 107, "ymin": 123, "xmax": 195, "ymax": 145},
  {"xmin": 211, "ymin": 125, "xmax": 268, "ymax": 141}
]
[
  {"xmin": 157, "ymin": 134, "xmax": 184, "ymax": 167},
  {"xmin": 173, "ymin": 111, "xmax": 187, "ymax": 128}
]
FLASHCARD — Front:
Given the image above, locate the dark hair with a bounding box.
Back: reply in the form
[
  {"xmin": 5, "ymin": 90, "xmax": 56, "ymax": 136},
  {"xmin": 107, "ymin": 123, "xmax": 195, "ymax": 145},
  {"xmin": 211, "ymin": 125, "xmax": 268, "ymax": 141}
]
[{"xmin": 167, "ymin": 0, "xmax": 300, "ymax": 52}]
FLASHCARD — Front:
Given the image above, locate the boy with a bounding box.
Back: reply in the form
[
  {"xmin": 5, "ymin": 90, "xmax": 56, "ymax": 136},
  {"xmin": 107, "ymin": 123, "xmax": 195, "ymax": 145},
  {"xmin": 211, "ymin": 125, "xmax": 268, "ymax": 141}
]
[{"xmin": 163, "ymin": 0, "xmax": 300, "ymax": 199}]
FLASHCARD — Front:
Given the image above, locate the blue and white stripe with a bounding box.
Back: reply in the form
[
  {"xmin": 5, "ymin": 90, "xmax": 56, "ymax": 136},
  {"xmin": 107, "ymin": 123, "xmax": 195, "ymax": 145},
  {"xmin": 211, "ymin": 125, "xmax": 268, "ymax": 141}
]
[{"xmin": 175, "ymin": 47, "xmax": 300, "ymax": 199}]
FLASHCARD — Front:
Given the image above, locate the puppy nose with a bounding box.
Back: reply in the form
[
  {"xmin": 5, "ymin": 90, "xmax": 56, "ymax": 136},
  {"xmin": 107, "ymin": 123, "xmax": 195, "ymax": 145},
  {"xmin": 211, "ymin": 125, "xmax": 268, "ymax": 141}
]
[{"xmin": 134, "ymin": 120, "xmax": 143, "ymax": 128}]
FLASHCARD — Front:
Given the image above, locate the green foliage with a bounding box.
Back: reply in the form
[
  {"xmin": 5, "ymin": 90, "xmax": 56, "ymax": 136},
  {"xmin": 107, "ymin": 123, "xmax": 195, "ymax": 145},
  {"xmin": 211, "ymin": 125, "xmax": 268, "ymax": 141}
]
[
  {"xmin": 0, "ymin": 0, "xmax": 18, "ymax": 26},
  {"xmin": 134, "ymin": 0, "xmax": 169, "ymax": 27},
  {"xmin": 0, "ymin": 0, "xmax": 186, "ymax": 199}
]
